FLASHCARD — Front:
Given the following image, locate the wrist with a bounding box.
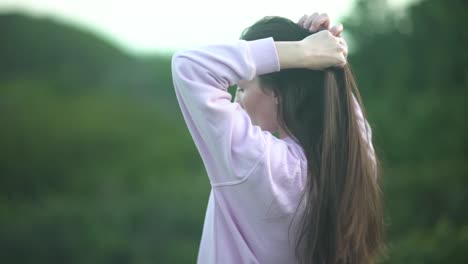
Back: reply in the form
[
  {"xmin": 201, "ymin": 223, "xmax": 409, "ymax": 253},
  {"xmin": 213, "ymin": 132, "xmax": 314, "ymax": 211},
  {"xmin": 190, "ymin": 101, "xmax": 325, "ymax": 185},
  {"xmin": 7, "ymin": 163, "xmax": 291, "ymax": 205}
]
[{"xmin": 274, "ymin": 41, "xmax": 305, "ymax": 69}]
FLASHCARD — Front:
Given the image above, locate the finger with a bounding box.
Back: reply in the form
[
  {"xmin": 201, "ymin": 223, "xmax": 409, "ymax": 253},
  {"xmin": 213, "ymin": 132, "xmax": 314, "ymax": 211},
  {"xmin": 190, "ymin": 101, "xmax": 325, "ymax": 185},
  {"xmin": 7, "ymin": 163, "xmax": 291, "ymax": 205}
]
[
  {"xmin": 337, "ymin": 36, "xmax": 348, "ymax": 57},
  {"xmin": 308, "ymin": 16, "xmax": 319, "ymax": 31},
  {"xmin": 336, "ymin": 40, "xmax": 348, "ymax": 59},
  {"xmin": 330, "ymin": 24, "xmax": 343, "ymax": 36},
  {"xmin": 337, "ymin": 53, "xmax": 347, "ymax": 67},
  {"xmin": 318, "ymin": 13, "xmax": 331, "ymax": 31},
  {"xmin": 304, "ymin": 13, "xmax": 319, "ymax": 30},
  {"xmin": 342, "ymin": 41, "xmax": 348, "ymax": 58},
  {"xmin": 303, "ymin": 12, "xmax": 319, "ymax": 30},
  {"xmin": 338, "ymin": 37, "xmax": 345, "ymax": 46},
  {"xmin": 311, "ymin": 13, "xmax": 330, "ymax": 31},
  {"xmin": 297, "ymin": 14, "xmax": 307, "ymax": 26},
  {"xmin": 321, "ymin": 19, "xmax": 331, "ymax": 31},
  {"xmin": 333, "ymin": 35, "xmax": 342, "ymax": 45},
  {"xmin": 314, "ymin": 18, "xmax": 330, "ymax": 32},
  {"xmin": 342, "ymin": 55, "xmax": 347, "ymax": 67}
]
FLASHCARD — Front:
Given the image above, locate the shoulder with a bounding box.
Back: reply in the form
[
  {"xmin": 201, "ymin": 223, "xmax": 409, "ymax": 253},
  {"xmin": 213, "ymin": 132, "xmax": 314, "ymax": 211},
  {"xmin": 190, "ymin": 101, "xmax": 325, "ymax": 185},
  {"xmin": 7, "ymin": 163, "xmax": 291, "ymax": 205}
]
[
  {"xmin": 253, "ymin": 134, "xmax": 307, "ymax": 218},
  {"xmin": 253, "ymin": 133, "xmax": 306, "ymax": 187}
]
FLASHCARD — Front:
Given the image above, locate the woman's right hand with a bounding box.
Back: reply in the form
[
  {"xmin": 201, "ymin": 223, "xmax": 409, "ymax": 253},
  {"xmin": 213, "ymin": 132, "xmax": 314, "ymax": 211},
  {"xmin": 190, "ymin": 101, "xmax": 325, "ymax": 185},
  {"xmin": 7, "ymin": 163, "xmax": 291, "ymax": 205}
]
[
  {"xmin": 300, "ymin": 30, "xmax": 347, "ymax": 70},
  {"xmin": 297, "ymin": 12, "xmax": 348, "ymax": 64},
  {"xmin": 275, "ymin": 13, "xmax": 348, "ymax": 70}
]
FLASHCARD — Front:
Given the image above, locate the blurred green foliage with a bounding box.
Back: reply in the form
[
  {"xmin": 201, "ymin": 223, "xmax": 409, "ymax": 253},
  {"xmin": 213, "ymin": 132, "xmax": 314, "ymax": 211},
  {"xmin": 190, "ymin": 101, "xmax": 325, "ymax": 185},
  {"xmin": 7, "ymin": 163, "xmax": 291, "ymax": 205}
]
[
  {"xmin": 0, "ymin": 0, "xmax": 466, "ymax": 263},
  {"xmin": 0, "ymin": 13, "xmax": 209, "ymax": 263},
  {"xmin": 343, "ymin": 0, "xmax": 467, "ymax": 263}
]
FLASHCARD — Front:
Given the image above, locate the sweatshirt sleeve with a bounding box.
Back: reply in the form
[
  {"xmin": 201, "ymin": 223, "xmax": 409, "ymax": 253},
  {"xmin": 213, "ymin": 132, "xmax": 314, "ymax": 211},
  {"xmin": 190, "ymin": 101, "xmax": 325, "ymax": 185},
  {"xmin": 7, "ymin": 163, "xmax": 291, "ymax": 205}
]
[{"xmin": 171, "ymin": 37, "xmax": 281, "ymax": 187}]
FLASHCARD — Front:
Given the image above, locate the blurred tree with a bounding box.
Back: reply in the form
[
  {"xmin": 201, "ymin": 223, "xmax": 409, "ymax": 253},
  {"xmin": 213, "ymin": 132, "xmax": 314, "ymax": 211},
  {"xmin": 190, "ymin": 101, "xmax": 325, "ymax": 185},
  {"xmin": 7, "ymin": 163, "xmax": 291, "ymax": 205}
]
[
  {"xmin": 342, "ymin": 0, "xmax": 467, "ymax": 262},
  {"xmin": 0, "ymin": 13, "xmax": 209, "ymax": 264}
]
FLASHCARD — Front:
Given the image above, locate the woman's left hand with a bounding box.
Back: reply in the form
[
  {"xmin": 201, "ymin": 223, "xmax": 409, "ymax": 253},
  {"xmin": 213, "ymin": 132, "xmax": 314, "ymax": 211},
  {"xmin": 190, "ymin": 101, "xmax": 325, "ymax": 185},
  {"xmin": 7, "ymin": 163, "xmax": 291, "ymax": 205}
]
[{"xmin": 297, "ymin": 13, "xmax": 330, "ymax": 32}]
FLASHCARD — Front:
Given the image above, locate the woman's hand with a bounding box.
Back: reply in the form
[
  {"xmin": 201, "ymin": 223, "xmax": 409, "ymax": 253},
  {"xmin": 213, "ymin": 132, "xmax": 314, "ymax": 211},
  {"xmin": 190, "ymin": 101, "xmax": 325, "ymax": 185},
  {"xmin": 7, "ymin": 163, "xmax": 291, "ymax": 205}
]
[
  {"xmin": 297, "ymin": 13, "xmax": 343, "ymax": 35},
  {"xmin": 297, "ymin": 13, "xmax": 348, "ymax": 58},
  {"xmin": 300, "ymin": 30, "xmax": 347, "ymax": 69},
  {"xmin": 275, "ymin": 13, "xmax": 348, "ymax": 70},
  {"xmin": 298, "ymin": 13, "xmax": 331, "ymax": 32},
  {"xmin": 275, "ymin": 31, "xmax": 346, "ymax": 70}
]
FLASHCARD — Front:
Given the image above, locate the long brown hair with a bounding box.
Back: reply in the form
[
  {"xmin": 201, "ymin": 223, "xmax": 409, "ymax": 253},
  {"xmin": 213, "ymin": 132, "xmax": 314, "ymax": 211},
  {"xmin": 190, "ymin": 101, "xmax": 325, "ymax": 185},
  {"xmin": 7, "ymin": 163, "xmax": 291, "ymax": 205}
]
[{"xmin": 240, "ymin": 16, "xmax": 386, "ymax": 264}]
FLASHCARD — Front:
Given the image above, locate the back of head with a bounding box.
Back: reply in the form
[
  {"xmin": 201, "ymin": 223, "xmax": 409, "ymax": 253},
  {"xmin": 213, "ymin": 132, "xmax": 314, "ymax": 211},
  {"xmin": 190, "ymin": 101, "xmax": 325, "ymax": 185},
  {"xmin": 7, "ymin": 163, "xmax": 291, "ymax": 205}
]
[{"xmin": 240, "ymin": 16, "xmax": 385, "ymax": 264}]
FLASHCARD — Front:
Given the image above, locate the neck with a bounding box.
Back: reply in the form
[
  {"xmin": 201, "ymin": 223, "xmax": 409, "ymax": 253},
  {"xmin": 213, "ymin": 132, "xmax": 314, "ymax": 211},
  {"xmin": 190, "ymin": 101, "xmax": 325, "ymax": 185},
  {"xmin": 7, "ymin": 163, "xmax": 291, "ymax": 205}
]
[{"xmin": 277, "ymin": 126, "xmax": 289, "ymax": 139}]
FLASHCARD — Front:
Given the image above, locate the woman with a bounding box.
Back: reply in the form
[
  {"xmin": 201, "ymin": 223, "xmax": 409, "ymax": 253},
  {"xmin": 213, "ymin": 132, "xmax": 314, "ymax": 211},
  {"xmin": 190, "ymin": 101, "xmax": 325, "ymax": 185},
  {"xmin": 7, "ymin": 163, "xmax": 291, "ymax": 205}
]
[{"xmin": 171, "ymin": 12, "xmax": 385, "ymax": 264}]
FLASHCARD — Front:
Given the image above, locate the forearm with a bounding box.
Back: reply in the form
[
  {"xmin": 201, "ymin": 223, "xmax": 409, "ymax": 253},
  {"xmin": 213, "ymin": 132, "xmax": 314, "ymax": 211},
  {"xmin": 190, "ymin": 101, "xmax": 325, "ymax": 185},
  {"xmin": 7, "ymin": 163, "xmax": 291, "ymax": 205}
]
[{"xmin": 274, "ymin": 41, "xmax": 305, "ymax": 70}]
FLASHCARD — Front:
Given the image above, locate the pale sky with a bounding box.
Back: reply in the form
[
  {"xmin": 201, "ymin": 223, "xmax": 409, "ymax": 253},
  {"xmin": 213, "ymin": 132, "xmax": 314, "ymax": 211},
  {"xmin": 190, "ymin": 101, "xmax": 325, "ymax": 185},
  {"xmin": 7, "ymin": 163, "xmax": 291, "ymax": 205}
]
[{"xmin": 0, "ymin": 0, "xmax": 413, "ymax": 55}]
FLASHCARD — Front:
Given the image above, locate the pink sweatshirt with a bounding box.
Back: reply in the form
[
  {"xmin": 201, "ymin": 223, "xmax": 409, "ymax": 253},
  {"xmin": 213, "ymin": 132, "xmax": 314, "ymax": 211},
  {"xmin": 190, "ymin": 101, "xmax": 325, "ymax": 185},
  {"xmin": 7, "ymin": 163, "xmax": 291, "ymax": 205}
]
[{"xmin": 171, "ymin": 37, "xmax": 374, "ymax": 263}]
